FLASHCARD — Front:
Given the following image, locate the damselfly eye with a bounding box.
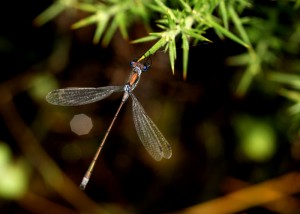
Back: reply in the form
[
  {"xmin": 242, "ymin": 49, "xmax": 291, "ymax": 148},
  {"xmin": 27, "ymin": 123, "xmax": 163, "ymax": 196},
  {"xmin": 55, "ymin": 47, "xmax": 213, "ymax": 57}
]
[
  {"xmin": 143, "ymin": 65, "xmax": 149, "ymax": 72},
  {"xmin": 130, "ymin": 61, "xmax": 134, "ymax": 67}
]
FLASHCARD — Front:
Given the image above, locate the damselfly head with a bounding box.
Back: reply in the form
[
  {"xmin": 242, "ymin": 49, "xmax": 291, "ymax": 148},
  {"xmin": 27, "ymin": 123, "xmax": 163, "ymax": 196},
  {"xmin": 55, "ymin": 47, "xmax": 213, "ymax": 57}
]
[
  {"xmin": 129, "ymin": 60, "xmax": 136, "ymax": 67},
  {"xmin": 130, "ymin": 56, "xmax": 151, "ymax": 72}
]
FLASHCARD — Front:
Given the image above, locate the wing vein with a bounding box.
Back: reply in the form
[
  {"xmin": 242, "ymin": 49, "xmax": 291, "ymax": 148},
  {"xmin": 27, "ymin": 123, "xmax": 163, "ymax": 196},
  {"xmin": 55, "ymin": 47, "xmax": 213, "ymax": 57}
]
[
  {"xmin": 131, "ymin": 94, "xmax": 172, "ymax": 161},
  {"xmin": 46, "ymin": 86, "xmax": 124, "ymax": 106}
]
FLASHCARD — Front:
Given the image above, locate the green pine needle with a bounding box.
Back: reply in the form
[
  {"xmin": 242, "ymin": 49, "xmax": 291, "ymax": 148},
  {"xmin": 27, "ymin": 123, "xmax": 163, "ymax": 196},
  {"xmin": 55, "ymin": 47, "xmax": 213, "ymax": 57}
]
[{"xmin": 35, "ymin": 0, "xmax": 265, "ymax": 82}]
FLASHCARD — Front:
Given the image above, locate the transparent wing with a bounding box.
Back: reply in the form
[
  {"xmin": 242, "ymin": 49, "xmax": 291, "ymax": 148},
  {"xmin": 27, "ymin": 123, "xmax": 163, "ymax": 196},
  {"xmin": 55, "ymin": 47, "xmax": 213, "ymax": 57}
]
[
  {"xmin": 46, "ymin": 86, "xmax": 124, "ymax": 106},
  {"xmin": 131, "ymin": 93, "xmax": 172, "ymax": 161}
]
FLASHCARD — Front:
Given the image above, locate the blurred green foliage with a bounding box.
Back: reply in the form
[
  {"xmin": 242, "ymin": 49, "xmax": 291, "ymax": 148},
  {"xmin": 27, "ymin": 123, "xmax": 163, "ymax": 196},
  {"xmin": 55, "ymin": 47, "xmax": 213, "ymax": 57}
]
[
  {"xmin": 234, "ymin": 116, "xmax": 276, "ymax": 162},
  {"xmin": 29, "ymin": 73, "xmax": 59, "ymax": 102},
  {"xmin": 0, "ymin": 142, "xmax": 29, "ymax": 199}
]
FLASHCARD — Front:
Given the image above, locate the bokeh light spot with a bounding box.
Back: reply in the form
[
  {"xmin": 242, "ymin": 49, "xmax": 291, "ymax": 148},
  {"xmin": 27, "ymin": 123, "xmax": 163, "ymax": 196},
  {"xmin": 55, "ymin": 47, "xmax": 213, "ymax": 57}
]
[
  {"xmin": 235, "ymin": 116, "xmax": 276, "ymax": 162},
  {"xmin": 70, "ymin": 114, "xmax": 93, "ymax": 135}
]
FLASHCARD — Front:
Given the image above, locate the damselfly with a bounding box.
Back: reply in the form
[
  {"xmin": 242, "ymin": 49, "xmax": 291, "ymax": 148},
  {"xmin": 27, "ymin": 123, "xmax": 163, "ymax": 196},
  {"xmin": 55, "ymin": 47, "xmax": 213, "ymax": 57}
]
[{"xmin": 46, "ymin": 60, "xmax": 172, "ymax": 190}]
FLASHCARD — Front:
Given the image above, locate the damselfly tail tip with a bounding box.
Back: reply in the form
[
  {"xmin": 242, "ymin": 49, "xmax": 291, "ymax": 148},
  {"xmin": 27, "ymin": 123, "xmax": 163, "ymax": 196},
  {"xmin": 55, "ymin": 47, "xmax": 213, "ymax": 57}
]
[{"xmin": 79, "ymin": 177, "xmax": 89, "ymax": 190}]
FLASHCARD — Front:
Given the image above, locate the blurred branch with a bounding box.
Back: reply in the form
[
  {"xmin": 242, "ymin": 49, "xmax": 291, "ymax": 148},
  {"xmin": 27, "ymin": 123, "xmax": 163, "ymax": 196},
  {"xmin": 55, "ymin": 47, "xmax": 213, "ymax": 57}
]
[
  {"xmin": 19, "ymin": 192, "xmax": 78, "ymax": 214},
  {"xmin": 178, "ymin": 172, "xmax": 300, "ymax": 214},
  {"xmin": 0, "ymin": 87, "xmax": 110, "ymax": 213}
]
